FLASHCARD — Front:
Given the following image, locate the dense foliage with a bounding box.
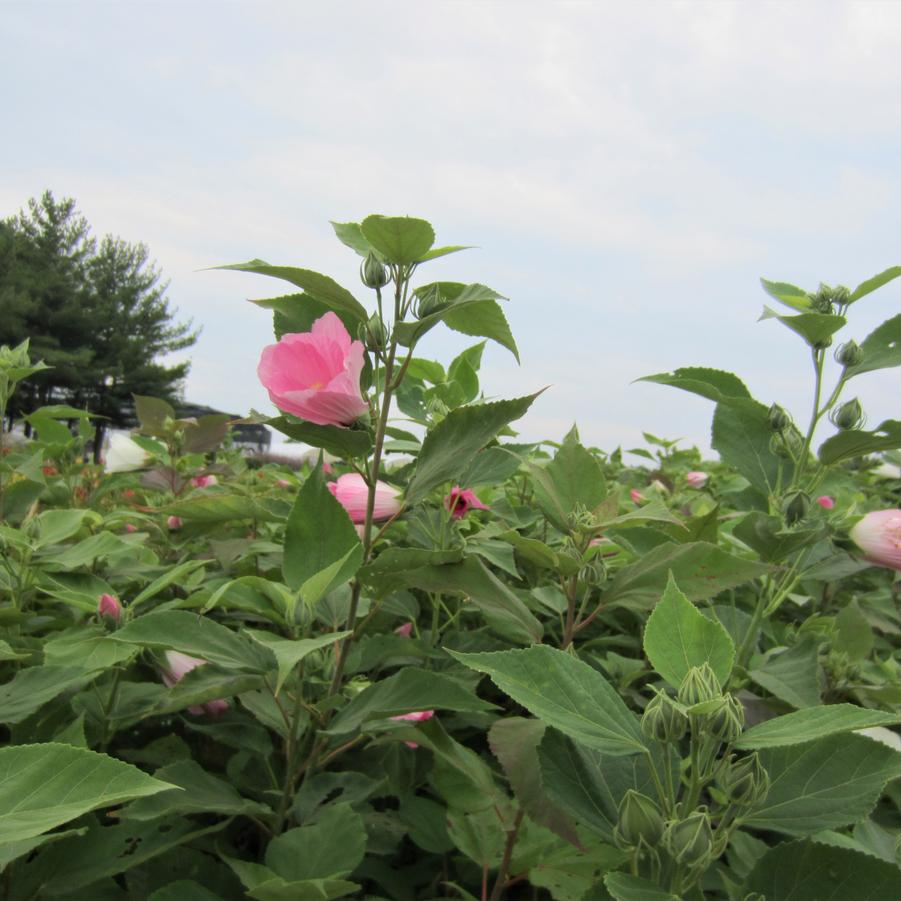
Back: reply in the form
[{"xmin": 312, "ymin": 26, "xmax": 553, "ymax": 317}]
[{"xmin": 1, "ymin": 216, "xmax": 900, "ymax": 900}]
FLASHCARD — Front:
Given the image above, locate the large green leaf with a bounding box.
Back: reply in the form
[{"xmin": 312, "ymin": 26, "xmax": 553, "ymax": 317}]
[
  {"xmin": 268, "ymin": 415, "xmax": 373, "ymax": 458},
  {"xmin": 0, "ymin": 744, "xmax": 173, "ymax": 843},
  {"xmin": 247, "ymin": 630, "xmax": 351, "ymax": 693},
  {"xmin": 359, "ymin": 214, "xmax": 435, "ymax": 264},
  {"xmin": 405, "ymin": 392, "xmax": 540, "ymax": 505},
  {"xmin": 736, "ymin": 704, "xmax": 901, "ymax": 750},
  {"xmin": 849, "ymin": 265, "xmax": 901, "ymax": 303},
  {"xmin": 163, "ymin": 494, "xmax": 281, "ymax": 524},
  {"xmin": 743, "ymin": 839, "xmax": 901, "ymax": 899},
  {"xmin": 252, "ymin": 293, "xmax": 362, "ymax": 341},
  {"xmin": 636, "ymin": 366, "xmax": 751, "ymax": 404},
  {"xmin": 111, "ymin": 610, "xmax": 275, "ymax": 673},
  {"xmin": 0, "ymin": 666, "xmax": 93, "ymax": 724},
  {"xmin": 818, "ymin": 419, "xmax": 901, "ymax": 465},
  {"xmin": 328, "ymin": 667, "xmax": 496, "ymax": 735},
  {"xmin": 605, "ymin": 873, "xmax": 680, "ymax": 901},
  {"xmin": 760, "ymin": 277, "xmax": 812, "ymax": 312},
  {"xmin": 450, "ymin": 646, "xmax": 646, "ymax": 757},
  {"xmin": 759, "ymin": 306, "xmax": 847, "ymax": 347},
  {"xmin": 643, "ymin": 573, "xmax": 734, "ymax": 689},
  {"xmin": 216, "ymin": 260, "xmax": 368, "ymax": 323},
  {"xmin": 844, "ymin": 313, "xmax": 901, "ymax": 378},
  {"xmin": 282, "ymin": 458, "xmax": 363, "ymax": 599},
  {"xmin": 748, "ymin": 636, "xmax": 822, "ymax": 709},
  {"xmin": 602, "ymin": 541, "xmax": 771, "ymax": 612},
  {"xmin": 43, "ymin": 627, "xmax": 138, "ymax": 674},
  {"xmin": 743, "ymin": 732, "xmax": 901, "ymax": 835}
]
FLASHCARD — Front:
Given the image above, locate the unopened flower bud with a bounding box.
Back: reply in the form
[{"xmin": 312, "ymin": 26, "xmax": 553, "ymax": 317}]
[
  {"xmin": 416, "ymin": 284, "xmax": 448, "ymax": 319},
  {"xmin": 614, "ymin": 790, "xmax": 664, "ymax": 849},
  {"xmin": 783, "ymin": 490, "xmax": 810, "ymax": 526},
  {"xmin": 578, "ymin": 557, "xmax": 606, "ymax": 588},
  {"xmin": 360, "ymin": 312, "xmax": 389, "ymax": 353},
  {"xmin": 810, "ymin": 284, "xmax": 835, "ymax": 314},
  {"xmin": 835, "ymin": 340, "xmax": 863, "ymax": 368},
  {"xmin": 677, "ymin": 663, "xmax": 721, "ymax": 707},
  {"xmin": 360, "ymin": 252, "xmax": 389, "ymax": 289},
  {"xmin": 816, "ymin": 495, "xmax": 835, "ymax": 510},
  {"xmin": 718, "ymin": 752, "xmax": 770, "ymax": 806},
  {"xmin": 664, "ymin": 810, "xmax": 713, "ymax": 866},
  {"xmin": 685, "ymin": 471, "xmax": 708, "ymax": 490},
  {"xmin": 832, "ymin": 285, "xmax": 850, "ymax": 307},
  {"xmin": 98, "ymin": 593, "xmax": 122, "ymax": 623},
  {"xmin": 831, "ymin": 397, "xmax": 865, "ymax": 431},
  {"xmin": 167, "ymin": 515, "xmax": 183, "ymax": 530},
  {"xmin": 705, "ymin": 693, "xmax": 745, "ymax": 743},
  {"xmin": 767, "ymin": 404, "xmax": 791, "ymax": 433},
  {"xmin": 641, "ymin": 691, "xmax": 688, "ymax": 743}
]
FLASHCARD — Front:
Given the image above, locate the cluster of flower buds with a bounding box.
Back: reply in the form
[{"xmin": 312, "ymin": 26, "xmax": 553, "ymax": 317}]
[{"xmin": 716, "ymin": 752, "xmax": 770, "ymax": 807}]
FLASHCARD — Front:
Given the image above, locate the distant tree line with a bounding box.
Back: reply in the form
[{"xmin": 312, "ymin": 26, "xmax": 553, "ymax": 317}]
[{"xmin": 0, "ymin": 191, "xmax": 198, "ymax": 459}]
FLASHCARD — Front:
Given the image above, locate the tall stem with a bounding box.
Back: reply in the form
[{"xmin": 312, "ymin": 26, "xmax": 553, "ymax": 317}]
[{"xmin": 795, "ymin": 347, "xmax": 825, "ymax": 486}]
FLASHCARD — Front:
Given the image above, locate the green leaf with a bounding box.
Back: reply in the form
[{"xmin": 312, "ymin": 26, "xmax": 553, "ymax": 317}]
[
  {"xmin": 760, "ymin": 277, "xmax": 812, "ymax": 311},
  {"xmin": 131, "ymin": 560, "xmax": 207, "ymax": 608},
  {"xmin": 134, "ymin": 395, "xmax": 175, "ymax": 433},
  {"xmin": 111, "ymin": 610, "xmax": 275, "ymax": 674},
  {"xmin": 602, "ymin": 541, "xmax": 771, "ymax": 612},
  {"xmin": 749, "ymin": 636, "xmax": 822, "ymax": 708},
  {"xmin": 636, "ymin": 366, "xmax": 751, "ymax": 404},
  {"xmin": 760, "ymin": 306, "xmax": 847, "ymax": 347},
  {"xmin": 418, "ymin": 244, "xmax": 472, "ymax": 261},
  {"xmin": 833, "ymin": 600, "xmax": 875, "ymax": 661},
  {"xmin": 405, "ymin": 392, "xmax": 540, "ymax": 506},
  {"xmin": 0, "ymin": 828, "xmax": 88, "ymax": 873},
  {"xmin": 818, "ymin": 419, "xmax": 901, "ymax": 465},
  {"xmin": 605, "ymin": 872, "xmax": 680, "ymax": 901},
  {"xmin": 163, "ymin": 494, "xmax": 281, "ymax": 524},
  {"xmin": 32, "ymin": 509, "xmax": 93, "ymax": 547},
  {"xmin": 282, "ymin": 458, "xmax": 363, "ymax": 597},
  {"xmin": 216, "ymin": 260, "xmax": 368, "ymax": 324},
  {"xmin": 43, "ymin": 627, "xmax": 138, "ymax": 674},
  {"xmin": 329, "ymin": 220, "xmax": 371, "ymax": 256},
  {"xmin": 712, "ymin": 397, "xmax": 793, "ymax": 495},
  {"xmin": 268, "ymin": 415, "xmax": 373, "ymax": 458},
  {"xmin": 849, "ymin": 265, "xmax": 901, "ymax": 303},
  {"xmin": 0, "ymin": 743, "xmax": 173, "ymax": 844},
  {"xmin": 252, "ymin": 293, "xmax": 362, "ymax": 341},
  {"xmin": 743, "ymin": 732, "xmax": 901, "ymax": 835},
  {"xmin": 182, "ymin": 413, "xmax": 232, "ymax": 453},
  {"xmin": 443, "ymin": 298, "xmax": 519, "ymax": 361},
  {"xmin": 844, "ymin": 313, "xmax": 901, "ymax": 378},
  {"xmin": 328, "ymin": 667, "xmax": 496, "ymax": 736},
  {"xmin": 736, "ymin": 704, "xmax": 901, "ymax": 750},
  {"xmin": 359, "ymin": 214, "xmax": 435, "ymax": 264},
  {"xmin": 449, "ymin": 646, "xmax": 646, "ymax": 757},
  {"xmin": 148, "ymin": 881, "xmax": 224, "ymax": 901},
  {"xmin": 744, "ymin": 840, "xmax": 901, "ymax": 900},
  {"xmin": 247, "ymin": 630, "xmax": 351, "ymax": 694},
  {"xmin": 0, "ymin": 666, "xmax": 93, "ymax": 724},
  {"xmin": 642, "ymin": 573, "xmax": 735, "ymax": 689}
]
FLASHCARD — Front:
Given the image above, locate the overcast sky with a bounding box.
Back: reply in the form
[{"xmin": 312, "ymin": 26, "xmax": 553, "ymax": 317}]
[{"xmin": 4, "ymin": 0, "xmax": 900, "ymax": 458}]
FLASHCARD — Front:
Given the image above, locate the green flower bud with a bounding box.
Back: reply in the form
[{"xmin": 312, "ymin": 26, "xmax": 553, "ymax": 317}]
[
  {"xmin": 705, "ymin": 693, "xmax": 745, "ymax": 743},
  {"xmin": 664, "ymin": 810, "xmax": 713, "ymax": 866},
  {"xmin": 641, "ymin": 691, "xmax": 688, "ymax": 743},
  {"xmin": 416, "ymin": 284, "xmax": 449, "ymax": 319},
  {"xmin": 578, "ymin": 557, "xmax": 606, "ymax": 588},
  {"xmin": 831, "ymin": 397, "xmax": 865, "ymax": 431},
  {"xmin": 835, "ymin": 340, "xmax": 863, "ymax": 368},
  {"xmin": 360, "ymin": 252, "xmax": 389, "ymax": 289},
  {"xmin": 360, "ymin": 312, "xmax": 389, "ymax": 353},
  {"xmin": 614, "ymin": 790, "xmax": 664, "ymax": 849},
  {"xmin": 767, "ymin": 404, "xmax": 791, "ymax": 432},
  {"xmin": 810, "ymin": 284, "xmax": 835, "ymax": 314},
  {"xmin": 677, "ymin": 663, "xmax": 721, "ymax": 707},
  {"xmin": 718, "ymin": 752, "xmax": 770, "ymax": 807},
  {"xmin": 832, "ymin": 285, "xmax": 850, "ymax": 307},
  {"xmin": 783, "ymin": 490, "xmax": 810, "ymax": 526}
]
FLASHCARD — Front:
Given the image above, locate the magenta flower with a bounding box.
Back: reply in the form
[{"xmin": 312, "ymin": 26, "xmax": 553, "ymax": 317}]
[
  {"xmin": 257, "ymin": 312, "xmax": 369, "ymax": 427},
  {"xmin": 816, "ymin": 495, "xmax": 835, "ymax": 510},
  {"xmin": 124, "ymin": 523, "xmax": 138, "ymax": 533},
  {"xmin": 191, "ymin": 474, "xmax": 218, "ymax": 489},
  {"xmin": 166, "ymin": 515, "xmax": 183, "ymax": 530},
  {"xmin": 850, "ymin": 509, "xmax": 901, "ymax": 571},
  {"xmin": 97, "ymin": 593, "xmax": 122, "ymax": 622},
  {"xmin": 390, "ymin": 709, "xmax": 435, "ymax": 748},
  {"xmin": 445, "ymin": 485, "xmax": 489, "ymax": 519},
  {"xmin": 276, "ymin": 478, "xmax": 292, "ymax": 489},
  {"xmin": 328, "ymin": 473, "xmax": 402, "ymax": 524},
  {"xmin": 630, "ymin": 489, "xmax": 644, "ymax": 504},
  {"xmin": 161, "ymin": 650, "xmax": 230, "ymax": 716},
  {"xmin": 686, "ymin": 471, "xmax": 708, "ymax": 489},
  {"xmin": 394, "ymin": 622, "xmax": 413, "ymax": 638}
]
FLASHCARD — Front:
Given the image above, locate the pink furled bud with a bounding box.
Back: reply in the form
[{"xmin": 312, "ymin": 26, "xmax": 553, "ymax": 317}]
[
  {"xmin": 124, "ymin": 523, "xmax": 138, "ymax": 533},
  {"xmin": 161, "ymin": 650, "xmax": 230, "ymax": 716},
  {"xmin": 850, "ymin": 509, "xmax": 901, "ymax": 571},
  {"xmin": 328, "ymin": 473, "xmax": 402, "ymax": 524},
  {"xmin": 98, "ymin": 593, "xmax": 122, "ymax": 622},
  {"xmin": 257, "ymin": 311, "xmax": 369, "ymax": 427},
  {"xmin": 686, "ymin": 471, "xmax": 708, "ymax": 489},
  {"xmin": 191, "ymin": 474, "xmax": 218, "ymax": 488},
  {"xmin": 816, "ymin": 495, "xmax": 835, "ymax": 510},
  {"xmin": 166, "ymin": 515, "xmax": 183, "ymax": 530},
  {"xmin": 445, "ymin": 486, "xmax": 489, "ymax": 519},
  {"xmin": 394, "ymin": 622, "xmax": 414, "ymax": 638},
  {"xmin": 322, "ymin": 460, "xmax": 334, "ymax": 474},
  {"xmin": 276, "ymin": 478, "xmax": 292, "ymax": 489},
  {"xmin": 390, "ymin": 709, "xmax": 435, "ymax": 748},
  {"xmin": 630, "ymin": 489, "xmax": 644, "ymax": 504}
]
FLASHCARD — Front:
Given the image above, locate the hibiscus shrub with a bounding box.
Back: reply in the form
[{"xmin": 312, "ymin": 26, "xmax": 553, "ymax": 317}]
[{"xmin": 1, "ymin": 218, "xmax": 900, "ymax": 900}]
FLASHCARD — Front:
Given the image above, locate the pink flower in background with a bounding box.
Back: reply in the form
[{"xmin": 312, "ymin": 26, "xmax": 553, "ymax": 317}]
[
  {"xmin": 97, "ymin": 593, "xmax": 122, "ymax": 622},
  {"xmin": 445, "ymin": 486, "xmax": 489, "ymax": 519},
  {"xmin": 328, "ymin": 473, "xmax": 402, "ymax": 524},
  {"xmin": 394, "ymin": 622, "xmax": 414, "ymax": 638},
  {"xmin": 124, "ymin": 523, "xmax": 138, "ymax": 533},
  {"xmin": 257, "ymin": 312, "xmax": 369, "ymax": 427},
  {"xmin": 816, "ymin": 495, "xmax": 835, "ymax": 510},
  {"xmin": 191, "ymin": 474, "xmax": 218, "ymax": 488},
  {"xmin": 276, "ymin": 478, "xmax": 292, "ymax": 489},
  {"xmin": 390, "ymin": 709, "xmax": 435, "ymax": 748},
  {"xmin": 686, "ymin": 471, "xmax": 708, "ymax": 489},
  {"xmin": 630, "ymin": 489, "xmax": 644, "ymax": 504},
  {"xmin": 166, "ymin": 515, "xmax": 182, "ymax": 530},
  {"xmin": 850, "ymin": 509, "xmax": 901, "ymax": 571},
  {"xmin": 322, "ymin": 460, "xmax": 334, "ymax": 474},
  {"xmin": 161, "ymin": 650, "xmax": 230, "ymax": 716}
]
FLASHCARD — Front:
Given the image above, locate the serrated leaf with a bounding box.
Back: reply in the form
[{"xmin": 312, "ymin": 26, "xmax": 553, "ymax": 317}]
[
  {"xmin": 637, "ymin": 366, "xmax": 751, "ymax": 404},
  {"xmin": 843, "ymin": 313, "xmax": 901, "ymax": 378},
  {"xmin": 605, "ymin": 872, "xmax": 680, "ymax": 901},
  {"xmin": 329, "ymin": 221, "xmax": 371, "ymax": 256},
  {"xmin": 749, "ymin": 635, "xmax": 822, "ymax": 708},
  {"xmin": 247, "ymin": 630, "xmax": 351, "ymax": 693},
  {"xmin": 849, "ymin": 265, "xmax": 901, "ymax": 303},
  {"xmin": 0, "ymin": 666, "xmax": 93, "ymax": 724},
  {"xmin": 268, "ymin": 415, "xmax": 373, "ymax": 458},
  {"xmin": 360, "ymin": 214, "xmax": 435, "ymax": 264},
  {"xmin": 759, "ymin": 305, "xmax": 847, "ymax": 347},
  {"xmin": 760, "ymin": 277, "xmax": 812, "ymax": 311},
  {"xmin": 818, "ymin": 419, "xmax": 901, "ymax": 465}
]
